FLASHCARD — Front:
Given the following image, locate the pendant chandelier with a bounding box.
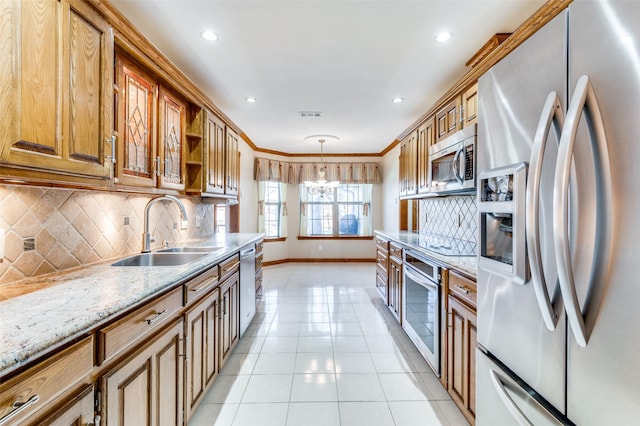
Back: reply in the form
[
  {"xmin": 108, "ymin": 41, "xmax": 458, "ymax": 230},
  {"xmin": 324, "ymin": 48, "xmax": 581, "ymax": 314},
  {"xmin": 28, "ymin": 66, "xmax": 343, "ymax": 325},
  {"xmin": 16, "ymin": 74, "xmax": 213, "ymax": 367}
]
[{"xmin": 303, "ymin": 135, "xmax": 340, "ymax": 197}]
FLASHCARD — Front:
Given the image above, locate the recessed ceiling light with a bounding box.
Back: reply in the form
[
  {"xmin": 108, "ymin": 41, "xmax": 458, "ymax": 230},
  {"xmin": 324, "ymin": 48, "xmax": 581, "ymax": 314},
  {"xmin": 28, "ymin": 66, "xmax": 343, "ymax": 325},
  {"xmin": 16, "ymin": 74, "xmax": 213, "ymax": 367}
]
[
  {"xmin": 435, "ymin": 31, "xmax": 453, "ymax": 43},
  {"xmin": 245, "ymin": 97, "xmax": 257, "ymax": 103},
  {"xmin": 392, "ymin": 97, "xmax": 404, "ymax": 103},
  {"xmin": 201, "ymin": 30, "xmax": 219, "ymax": 42}
]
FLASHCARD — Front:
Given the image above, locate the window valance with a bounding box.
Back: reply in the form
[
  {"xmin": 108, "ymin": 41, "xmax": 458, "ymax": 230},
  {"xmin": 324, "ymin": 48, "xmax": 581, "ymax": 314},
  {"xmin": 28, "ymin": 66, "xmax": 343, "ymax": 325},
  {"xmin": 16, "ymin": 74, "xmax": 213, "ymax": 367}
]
[{"xmin": 254, "ymin": 158, "xmax": 382, "ymax": 184}]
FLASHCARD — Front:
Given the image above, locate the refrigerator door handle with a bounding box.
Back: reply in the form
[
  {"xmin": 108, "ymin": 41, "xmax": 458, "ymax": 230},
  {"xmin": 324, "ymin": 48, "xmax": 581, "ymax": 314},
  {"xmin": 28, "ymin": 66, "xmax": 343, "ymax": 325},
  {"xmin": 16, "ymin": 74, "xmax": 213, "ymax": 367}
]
[
  {"xmin": 526, "ymin": 91, "xmax": 564, "ymax": 331},
  {"xmin": 452, "ymin": 146, "xmax": 465, "ymax": 185},
  {"xmin": 489, "ymin": 369, "xmax": 535, "ymax": 426},
  {"xmin": 553, "ymin": 75, "xmax": 613, "ymax": 348}
]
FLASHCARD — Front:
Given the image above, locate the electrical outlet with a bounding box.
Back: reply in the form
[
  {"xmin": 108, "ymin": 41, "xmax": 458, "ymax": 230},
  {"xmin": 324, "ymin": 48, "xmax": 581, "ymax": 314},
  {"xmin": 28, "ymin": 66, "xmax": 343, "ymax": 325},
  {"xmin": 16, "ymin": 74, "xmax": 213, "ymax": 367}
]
[
  {"xmin": 318, "ymin": 244, "xmax": 323, "ymax": 252},
  {"xmin": 23, "ymin": 237, "xmax": 35, "ymax": 251},
  {"xmin": 123, "ymin": 216, "xmax": 130, "ymax": 226}
]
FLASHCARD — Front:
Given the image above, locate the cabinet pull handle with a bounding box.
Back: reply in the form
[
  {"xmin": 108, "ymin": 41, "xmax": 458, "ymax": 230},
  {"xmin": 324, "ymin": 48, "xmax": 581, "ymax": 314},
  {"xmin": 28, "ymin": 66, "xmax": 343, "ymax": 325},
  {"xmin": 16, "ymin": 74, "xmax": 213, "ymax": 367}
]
[
  {"xmin": 106, "ymin": 136, "xmax": 116, "ymax": 164},
  {"xmin": 455, "ymin": 285, "xmax": 470, "ymax": 295},
  {"xmin": 0, "ymin": 395, "xmax": 40, "ymax": 425},
  {"xmin": 145, "ymin": 309, "xmax": 168, "ymax": 325},
  {"xmin": 155, "ymin": 156, "xmax": 161, "ymax": 176}
]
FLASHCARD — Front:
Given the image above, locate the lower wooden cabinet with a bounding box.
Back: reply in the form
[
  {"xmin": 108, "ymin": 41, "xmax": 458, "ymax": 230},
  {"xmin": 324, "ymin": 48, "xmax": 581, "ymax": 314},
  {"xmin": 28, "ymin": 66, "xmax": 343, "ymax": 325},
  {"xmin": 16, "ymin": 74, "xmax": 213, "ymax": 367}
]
[
  {"xmin": 101, "ymin": 319, "xmax": 184, "ymax": 426},
  {"xmin": 446, "ymin": 272, "xmax": 477, "ymax": 425},
  {"xmin": 387, "ymin": 244, "xmax": 403, "ymax": 323},
  {"xmin": 219, "ymin": 272, "xmax": 240, "ymax": 369},
  {"xmin": 184, "ymin": 289, "xmax": 220, "ymax": 422},
  {"xmin": 33, "ymin": 384, "xmax": 95, "ymax": 426}
]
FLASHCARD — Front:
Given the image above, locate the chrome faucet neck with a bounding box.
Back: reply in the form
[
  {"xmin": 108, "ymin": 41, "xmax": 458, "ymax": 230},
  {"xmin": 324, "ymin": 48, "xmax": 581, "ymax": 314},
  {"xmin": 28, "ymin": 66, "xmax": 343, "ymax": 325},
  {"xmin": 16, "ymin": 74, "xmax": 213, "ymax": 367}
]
[{"xmin": 142, "ymin": 195, "xmax": 189, "ymax": 253}]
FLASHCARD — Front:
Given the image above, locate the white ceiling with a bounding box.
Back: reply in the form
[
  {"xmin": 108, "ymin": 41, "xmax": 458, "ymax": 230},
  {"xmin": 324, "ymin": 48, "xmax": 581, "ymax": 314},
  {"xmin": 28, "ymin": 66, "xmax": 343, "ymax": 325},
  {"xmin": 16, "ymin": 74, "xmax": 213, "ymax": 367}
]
[{"xmin": 110, "ymin": 0, "xmax": 545, "ymax": 155}]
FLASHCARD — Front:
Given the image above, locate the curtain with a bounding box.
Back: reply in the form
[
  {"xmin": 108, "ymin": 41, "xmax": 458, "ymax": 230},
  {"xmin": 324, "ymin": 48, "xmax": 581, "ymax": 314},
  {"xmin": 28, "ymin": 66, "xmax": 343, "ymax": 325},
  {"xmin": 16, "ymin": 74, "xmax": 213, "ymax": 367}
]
[
  {"xmin": 257, "ymin": 181, "xmax": 266, "ymax": 234},
  {"xmin": 279, "ymin": 183, "xmax": 288, "ymax": 238},
  {"xmin": 255, "ymin": 158, "xmax": 382, "ymax": 184}
]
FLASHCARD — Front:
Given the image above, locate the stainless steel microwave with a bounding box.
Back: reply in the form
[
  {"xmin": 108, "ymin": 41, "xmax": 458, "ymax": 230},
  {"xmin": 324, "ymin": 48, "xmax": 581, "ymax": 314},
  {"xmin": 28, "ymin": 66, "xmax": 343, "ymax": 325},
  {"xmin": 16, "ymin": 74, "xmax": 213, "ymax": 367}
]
[{"xmin": 427, "ymin": 124, "xmax": 477, "ymax": 195}]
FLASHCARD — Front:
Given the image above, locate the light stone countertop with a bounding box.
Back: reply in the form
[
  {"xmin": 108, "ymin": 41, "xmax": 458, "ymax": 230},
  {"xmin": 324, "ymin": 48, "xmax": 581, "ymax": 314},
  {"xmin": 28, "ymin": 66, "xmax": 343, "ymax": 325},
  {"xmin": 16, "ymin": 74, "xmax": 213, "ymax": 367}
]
[
  {"xmin": 375, "ymin": 230, "xmax": 478, "ymax": 279},
  {"xmin": 0, "ymin": 233, "xmax": 264, "ymax": 378}
]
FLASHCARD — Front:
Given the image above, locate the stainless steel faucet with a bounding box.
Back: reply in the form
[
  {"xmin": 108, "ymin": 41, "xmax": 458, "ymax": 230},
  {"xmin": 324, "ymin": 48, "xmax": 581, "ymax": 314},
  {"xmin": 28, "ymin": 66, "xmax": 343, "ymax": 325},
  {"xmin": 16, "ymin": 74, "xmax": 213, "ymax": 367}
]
[{"xmin": 142, "ymin": 195, "xmax": 188, "ymax": 253}]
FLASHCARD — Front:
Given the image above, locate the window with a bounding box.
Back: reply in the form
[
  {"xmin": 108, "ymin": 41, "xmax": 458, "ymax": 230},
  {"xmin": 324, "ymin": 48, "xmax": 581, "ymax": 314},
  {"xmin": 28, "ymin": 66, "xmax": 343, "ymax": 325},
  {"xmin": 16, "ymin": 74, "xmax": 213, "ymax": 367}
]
[
  {"xmin": 300, "ymin": 184, "xmax": 372, "ymax": 237},
  {"xmin": 258, "ymin": 181, "xmax": 287, "ymax": 238}
]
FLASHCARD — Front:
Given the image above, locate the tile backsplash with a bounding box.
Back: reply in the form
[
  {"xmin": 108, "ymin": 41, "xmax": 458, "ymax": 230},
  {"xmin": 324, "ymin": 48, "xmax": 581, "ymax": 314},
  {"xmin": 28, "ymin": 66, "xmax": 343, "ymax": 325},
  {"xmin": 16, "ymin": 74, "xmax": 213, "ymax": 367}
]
[
  {"xmin": 0, "ymin": 185, "xmax": 215, "ymax": 285},
  {"xmin": 419, "ymin": 195, "xmax": 477, "ymax": 243}
]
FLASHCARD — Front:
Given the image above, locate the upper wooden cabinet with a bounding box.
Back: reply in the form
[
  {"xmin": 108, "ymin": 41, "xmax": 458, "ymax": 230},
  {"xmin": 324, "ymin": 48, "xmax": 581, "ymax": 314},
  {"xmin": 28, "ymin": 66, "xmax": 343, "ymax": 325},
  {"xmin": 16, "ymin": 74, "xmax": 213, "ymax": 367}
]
[
  {"xmin": 203, "ymin": 111, "xmax": 239, "ymax": 198},
  {"xmin": 417, "ymin": 117, "xmax": 435, "ymax": 194},
  {"xmin": 1, "ymin": 0, "xmax": 114, "ymax": 186},
  {"xmin": 225, "ymin": 128, "xmax": 240, "ymax": 197},
  {"xmin": 461, "ymin": 83, "xmax": 479, "ymax": 128},
  {"xmin": 114, "ymin": 51, "xmax": 186, "ymax": 192},
  {"xmin": 399, "ymin": 130, "xmax": 417, "ymax": 197},
  {"xmin": 435, "ymin": 82, "xmax": 479, "ymax": 143}
]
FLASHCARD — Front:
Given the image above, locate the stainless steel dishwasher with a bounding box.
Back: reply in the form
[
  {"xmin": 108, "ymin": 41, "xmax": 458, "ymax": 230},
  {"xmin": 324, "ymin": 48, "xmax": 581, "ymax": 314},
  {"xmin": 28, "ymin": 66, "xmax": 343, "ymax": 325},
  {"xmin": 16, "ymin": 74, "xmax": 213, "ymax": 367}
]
[{"xmin": 239, "ymin": 246, "xmax": 256, "ymax": 336}]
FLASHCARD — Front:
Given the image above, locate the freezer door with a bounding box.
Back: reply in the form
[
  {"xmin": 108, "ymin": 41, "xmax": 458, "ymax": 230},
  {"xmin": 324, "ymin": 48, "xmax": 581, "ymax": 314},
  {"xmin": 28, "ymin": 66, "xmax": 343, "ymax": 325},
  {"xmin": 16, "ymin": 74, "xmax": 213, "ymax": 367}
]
[
  {"xmin": 477, "ymin": 10, "xmax": 567, "ymax": 412},
  {"xmin": 565, "ymin": 1, "xmax": 640, "ymax": 423},
  {"xmin": 476, "ymin": 349, "xmax": 566, "ymax": 426}
]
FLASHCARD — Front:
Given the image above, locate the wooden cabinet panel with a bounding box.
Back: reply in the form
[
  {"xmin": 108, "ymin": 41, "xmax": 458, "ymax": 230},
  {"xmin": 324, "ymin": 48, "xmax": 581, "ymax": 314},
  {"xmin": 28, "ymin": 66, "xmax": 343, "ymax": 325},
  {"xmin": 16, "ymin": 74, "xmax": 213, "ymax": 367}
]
[
  {"xmin": 184, "ymin": 266, "xmax": 219, "ymax": 305},
  {"xmin": 436, "ymin": 97, "xmax": 461, "ymax": 142},
  {"xmin": 375, "ymin": 237, "xmax": 389, "ymax": 303},
  {"xmin": 219, "ymin": 253, "xmax": 240, "ymax": 281},
  {"xmin": 102, "ymin": 319, "xmax": 184, "ymax": 426},
  {"xmin": 399, "ymin": 131, "xmax": 417, "ymax": 197},
  {"xmin": 97, "ymin": 287, "xmax": 182, "ymax": 365},
  {"xmin": 184, "ymin": 289, "xmax": 220, "ymax": 422},
  {"xmin": 225, "ymin": 128, "xmax": 240, "ymax": 196},
  {"xmin": 0, "ymin": 337, "xmax": 93, "ymax": 425},
  {"xmin": 2, "ymin": 0, "xmax": 113, "ymax": 184},
  {"xmin": 35, "ymin": 384, "xmax": 95, "ymax": 426},
  {"xmin": 449, "ymin": 271, "xmax": 477, "ymax": 309},
  {"xmin": 417, "ymin": 117, "xmax": 435, "ymax": 194},
  {"xmin": 158, "ymin": 87, "xmax": 185, "ymax": 191},
  {"xmin": 388, "ymin": 244, "xmax": 403, "ymax": 323},
  {"xmin": 219, "ymin": 272, "xmax": 240, "ymax": 369},
  {"xmin": 205, "ymin": 112, "xmax": 226, "ymax": 195},
  {"xmin": 115, "ymin": 52, "xmax": 156, "ymax": 187},
  {"xmin": 461, "ymin": 83, "xmax": 478, "ymax": 128},
  {"xmin": 446, "ymin": 291, "xmax": 477, "ymax": 425}
]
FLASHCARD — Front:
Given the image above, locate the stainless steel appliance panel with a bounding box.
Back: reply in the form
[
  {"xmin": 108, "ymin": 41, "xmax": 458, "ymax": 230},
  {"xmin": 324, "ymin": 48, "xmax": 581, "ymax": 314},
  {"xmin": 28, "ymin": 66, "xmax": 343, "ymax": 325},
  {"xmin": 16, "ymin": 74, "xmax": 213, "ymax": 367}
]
[
  {"xmin": 477, "ymin": 11, "xmax": 567, "ymax": 412},
  {"xmin": 476, "ymin": 349, "xmax": 566, "ymax": 426},
  {"xmin": 239, "ymin": 246, "xmax": 256, "ymax": 336},
  {"xmin": 565, "ymin": 1, "xmax": 640, "ymax": 423}
]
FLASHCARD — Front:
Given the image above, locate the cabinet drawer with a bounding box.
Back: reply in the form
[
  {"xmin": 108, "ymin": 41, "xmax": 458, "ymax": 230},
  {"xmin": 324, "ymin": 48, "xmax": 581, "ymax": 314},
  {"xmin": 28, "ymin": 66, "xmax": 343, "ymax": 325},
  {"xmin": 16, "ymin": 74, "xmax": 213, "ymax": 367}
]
[
  {"xmin": 0, "ymin": 337, "xmax": 93, "ymax": 425},
  {"xmin": 255, "ymin": 240, "xmax": 263, "ymax": 254},
  {"xmin": 184, "ymin": 266, "xmax": 220, "ymax": 305},
  {"xmin": 97, "ymin": 286, "xmax": 182, "ymax": 365},
  {"xmin": 219, "ymin": 254, "xmax": 240, "ymax": 281},
  {"xmin": 375, "ymin": 237, "xmax": 389, "ymax": 252},
  {"xmin": 255, "ymin": 252, "xmax": 263, "ymax": 270},
  {"xmin": 389, "ymin": 243, "xmax": 403, "ymax": 260},
  {"xmin": 449, "ymin": 271, "xmax": 477, "ymax": 308}
]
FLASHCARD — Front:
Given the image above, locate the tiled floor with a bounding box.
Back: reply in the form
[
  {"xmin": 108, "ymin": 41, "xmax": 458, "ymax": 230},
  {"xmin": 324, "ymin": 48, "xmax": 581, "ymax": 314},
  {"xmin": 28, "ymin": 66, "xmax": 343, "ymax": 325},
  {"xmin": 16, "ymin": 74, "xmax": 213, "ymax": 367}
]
[{"xmin": 188, "ymin": 262, "xmax": 469, "ymax": 426}]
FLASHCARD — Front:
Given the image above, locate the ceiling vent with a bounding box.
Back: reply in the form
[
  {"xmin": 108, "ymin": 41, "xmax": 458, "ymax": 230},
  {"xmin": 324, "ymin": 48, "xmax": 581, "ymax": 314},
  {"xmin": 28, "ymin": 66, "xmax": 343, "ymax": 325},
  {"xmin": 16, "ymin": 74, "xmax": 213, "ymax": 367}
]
[{"xmin": 299, "ymin": 111, "xmax": 322, "ymax": 118}]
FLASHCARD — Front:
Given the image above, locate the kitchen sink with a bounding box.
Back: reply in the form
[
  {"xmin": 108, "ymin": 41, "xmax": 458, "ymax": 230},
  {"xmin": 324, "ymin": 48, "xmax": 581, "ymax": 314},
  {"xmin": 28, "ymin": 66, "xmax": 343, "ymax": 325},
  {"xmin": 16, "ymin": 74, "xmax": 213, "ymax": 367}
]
[
  {"xmin": 156, "ymin": 246, "xmax": 225, "ymax": 253},
  {"xmin": 111, "ymin": 252, "xmax": 207, "ymax": 267}
]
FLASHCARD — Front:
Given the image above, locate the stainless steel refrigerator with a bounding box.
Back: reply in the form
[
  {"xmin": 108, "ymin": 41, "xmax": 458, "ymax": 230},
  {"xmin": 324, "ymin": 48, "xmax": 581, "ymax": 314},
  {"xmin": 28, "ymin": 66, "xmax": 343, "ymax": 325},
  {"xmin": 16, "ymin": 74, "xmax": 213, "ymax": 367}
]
[{"xmin": 476, "ymin": 0, "xmax": 640, "ymax": 424}]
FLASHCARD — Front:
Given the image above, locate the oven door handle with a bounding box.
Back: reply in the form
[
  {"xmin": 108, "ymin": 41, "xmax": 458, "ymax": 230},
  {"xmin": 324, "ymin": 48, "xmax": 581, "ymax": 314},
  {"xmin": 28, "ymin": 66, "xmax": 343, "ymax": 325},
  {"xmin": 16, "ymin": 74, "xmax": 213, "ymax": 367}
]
[{"xmin": 404, "ymin": 264, "xmax": 438, "ymax": 290}]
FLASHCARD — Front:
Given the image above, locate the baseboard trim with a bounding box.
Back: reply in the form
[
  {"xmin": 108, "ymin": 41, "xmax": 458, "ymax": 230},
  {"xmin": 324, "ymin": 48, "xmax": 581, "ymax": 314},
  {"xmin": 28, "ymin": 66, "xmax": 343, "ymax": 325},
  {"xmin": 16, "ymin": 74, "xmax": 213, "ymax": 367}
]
[{"xmin": 263, "ymin": 258, "xmax": 375, "ymax": 267}]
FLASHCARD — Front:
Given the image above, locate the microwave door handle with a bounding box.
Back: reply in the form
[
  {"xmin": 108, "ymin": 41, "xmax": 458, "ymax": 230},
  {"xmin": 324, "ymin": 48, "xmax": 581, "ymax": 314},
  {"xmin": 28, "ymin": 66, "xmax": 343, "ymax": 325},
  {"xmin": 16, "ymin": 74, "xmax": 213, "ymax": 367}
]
[
  {"xmin": 452, "ymin": 147, "xmax": 464, "ymax": 185},
  {"xmin": 489, "ymin": 369, "xmax": 534, "ymax": 426},
  {"xmin": 553, "ymin": 75, "xmax": 612, "ymax": 348},
  {"xmin": 526, "ymin": 91, "xmax": 564, "ymax": 331}
]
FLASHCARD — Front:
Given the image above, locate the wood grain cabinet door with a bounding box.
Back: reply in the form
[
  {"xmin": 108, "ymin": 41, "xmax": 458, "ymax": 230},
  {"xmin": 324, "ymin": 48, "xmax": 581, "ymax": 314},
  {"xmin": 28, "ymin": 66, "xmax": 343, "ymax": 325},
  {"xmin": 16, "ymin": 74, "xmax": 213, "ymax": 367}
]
[
  {"xmin": 185, "ymin": 289, "xmax": 220, "ymax": 423},
  {"xmin": 1, "ymin": 0, "xmax": 113, "ymax": 184},
  {"xmin": 102, "ymin": 319, "xmax": 184, "ymax": 426},
  {"xmin": 224, "ymin": 128, "xmax": 239, "ymax": 196},
  {"xmin": 417, "ymin": 117, "xmax": 435, "ymax": 194},
  {"xmin": 205, "ymin": 112, "xmax": 226, "ymax": 195},
  {"xmin": 158, "ymin": 87, "xmax": 186, "ymax": 191},
  {"xmin": 219, "ymin": 272, "xmax": 240, "ymax": 369},
  {"xmin": 461, "ymin": 83, "xmax": 479, "ymax": 128},
  {"xmin": 436, "ymin": 97, "xmax": 462, "ymax": 142},
  {"xmin": 115, "ymin": 51, "xmax": 157, "ymax": 188}
]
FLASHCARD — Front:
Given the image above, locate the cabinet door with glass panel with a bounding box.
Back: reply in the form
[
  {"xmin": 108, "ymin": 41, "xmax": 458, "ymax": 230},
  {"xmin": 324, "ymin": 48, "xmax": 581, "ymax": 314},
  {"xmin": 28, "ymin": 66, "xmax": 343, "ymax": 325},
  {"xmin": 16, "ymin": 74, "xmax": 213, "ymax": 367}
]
[{"xmin": 299, "ymin": 184, "xmax": 372, "ymax": 237}]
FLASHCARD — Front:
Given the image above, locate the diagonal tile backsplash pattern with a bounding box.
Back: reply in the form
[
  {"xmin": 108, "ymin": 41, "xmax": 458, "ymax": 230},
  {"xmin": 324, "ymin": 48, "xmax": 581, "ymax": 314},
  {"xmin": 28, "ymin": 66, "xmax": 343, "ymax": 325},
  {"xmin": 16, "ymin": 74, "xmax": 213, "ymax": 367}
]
[
  {"xmin": 419, "ymin": 195, "xmax": 477, "ymax": 243},
  {"xmin": 0, "ymin": 185, "xmax": 215, "ymax": 285}
]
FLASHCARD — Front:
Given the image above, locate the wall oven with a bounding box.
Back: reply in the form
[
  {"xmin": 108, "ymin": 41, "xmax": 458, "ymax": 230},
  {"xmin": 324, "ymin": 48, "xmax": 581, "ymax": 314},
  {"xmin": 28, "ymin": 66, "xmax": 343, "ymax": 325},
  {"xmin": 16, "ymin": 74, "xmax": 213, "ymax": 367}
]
[
  {"xmin": 402, "ymin": 250, "xmax": 441, "ymax": 376},
  {"xmin": 428, "ymin": 123, "xmax": 477, "ymax": 195}
]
